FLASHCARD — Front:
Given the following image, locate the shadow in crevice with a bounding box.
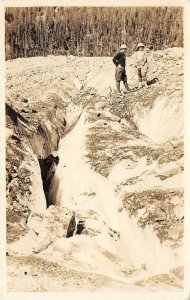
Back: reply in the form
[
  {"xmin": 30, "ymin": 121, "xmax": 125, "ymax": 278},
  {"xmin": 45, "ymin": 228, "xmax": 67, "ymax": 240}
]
[
  {"xmin": 38, "ymin": 153, "xmax": 59, "ymax": 208},
  {"xmin": 66, "ymin": 213, "xmax": 85, "ymax": 238},
  {"xmin": 147, "ymin": 77, "xmax": 158, "ymax": 86},
  {"xmin": 76, "ymin": 221, "xmax": 85, "ymax": 235},
  {"xmin": 66, "ymin": 212, "xmax": 76, "ymax": 238}
]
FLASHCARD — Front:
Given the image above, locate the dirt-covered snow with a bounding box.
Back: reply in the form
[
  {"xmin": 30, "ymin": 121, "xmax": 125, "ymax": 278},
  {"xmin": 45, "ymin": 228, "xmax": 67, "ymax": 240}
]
[{"xmin": 6, "ymin": 48, "xmax": 184, "ymax": 292}]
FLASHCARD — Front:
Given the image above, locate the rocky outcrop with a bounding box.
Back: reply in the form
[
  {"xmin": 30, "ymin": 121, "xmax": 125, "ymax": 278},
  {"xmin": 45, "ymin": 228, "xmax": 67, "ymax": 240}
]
[
  {"xmin": 6, "ymin": 79, "xmax": 77, "ymax": 242},
  {"xmin": 6, "ymin": 92, "xmax": 66, "ymax": 158},
  {"xmin": 28, "ymin": 206, "xmax": 74, "ymax": 252},
  {"xmin": 122, "ymin": 189, "xmax": 183, "ymax": 242}
]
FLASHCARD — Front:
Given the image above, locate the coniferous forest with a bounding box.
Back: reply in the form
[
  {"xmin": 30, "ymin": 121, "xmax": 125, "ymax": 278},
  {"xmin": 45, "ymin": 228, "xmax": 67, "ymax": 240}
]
[{"xmin": 5, "ymin": 7, "xmax": 183, "ymax": 60}]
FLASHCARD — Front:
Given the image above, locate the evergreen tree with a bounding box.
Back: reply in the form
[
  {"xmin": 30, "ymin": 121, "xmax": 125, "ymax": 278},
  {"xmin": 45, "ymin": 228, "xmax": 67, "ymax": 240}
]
[{"xmin": 5, "ymin": 7, "xmax": 183, "ymax": 60}]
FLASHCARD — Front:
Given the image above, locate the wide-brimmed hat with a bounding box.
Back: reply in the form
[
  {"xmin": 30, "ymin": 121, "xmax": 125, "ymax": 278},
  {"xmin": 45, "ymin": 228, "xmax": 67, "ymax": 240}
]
[
  {"xmin": 120, "ymin": 44, "xmax": 127, "ymax": 49},
  {"xmin": 137, "ymin": 43, "xmax": 145, "ymax": 50}
]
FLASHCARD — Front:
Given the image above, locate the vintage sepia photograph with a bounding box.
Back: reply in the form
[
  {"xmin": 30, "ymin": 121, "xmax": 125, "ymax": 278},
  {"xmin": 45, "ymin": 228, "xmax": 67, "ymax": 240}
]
[{"xmin": 4, "ymin": 3, "xmax": 186, "ymax": 294}]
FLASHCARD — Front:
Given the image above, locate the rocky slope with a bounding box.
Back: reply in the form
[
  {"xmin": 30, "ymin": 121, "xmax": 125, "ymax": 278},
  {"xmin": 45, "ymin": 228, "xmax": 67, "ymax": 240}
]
[{"xmin": 6, "ymin": 48, "xmax": 184, "ymax": 292}]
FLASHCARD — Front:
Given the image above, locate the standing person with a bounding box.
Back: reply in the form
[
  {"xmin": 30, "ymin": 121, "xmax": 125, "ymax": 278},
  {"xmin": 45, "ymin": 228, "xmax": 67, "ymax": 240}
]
[
  {"xmin": 113, "ymin": 44, "xmax": 131, "ymax": 95},
  {"xmin": 133, "ymin": 43, "xmax": 149, "ymax": 89}
]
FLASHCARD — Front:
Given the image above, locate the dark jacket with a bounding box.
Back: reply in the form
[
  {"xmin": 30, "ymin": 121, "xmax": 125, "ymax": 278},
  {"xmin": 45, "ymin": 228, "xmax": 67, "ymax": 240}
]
[{"xmin": 113, "ymin": 51, "xmax": 126, "ymax": 68}]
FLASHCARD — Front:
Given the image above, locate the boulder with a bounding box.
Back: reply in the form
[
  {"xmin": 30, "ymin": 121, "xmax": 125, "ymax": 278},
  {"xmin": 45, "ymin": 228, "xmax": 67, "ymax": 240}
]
[
  {"xmin": 73, "ymin": 76, "xmax": 83, "ymax": 91},
  {"xmin": 98, "ymin": 111, "xmax": 121, "ymax": 123},
  {"xmin": 173, "ymin": 206, "xmax": 184, "ymax": 220},
  {"xmin": 156, "ymin": 158, "xmax": 183, "ymax": 180},
  {"xmin": 158, "ymin": 166, "xmax": 183, "ymax": 180},
  {"xmin": 170, "ymin": 196, "xmax": 182, "ymax": 206},
  {"xmin": 163, "ymin": 142, "xmax": 175, "ymax": 153},
  {"xmin": 154, "ymin": 208, "xmax": 167, "ymax": 222},
  {"xmin": 170, "ymin": 137, "xmax": 183, "ymax": 149},
  {"xmin": 34, "ymin": 206, "xmax": 73, "ymax": 252},
  {"xmin": 27, "ymin": 213, "xmax": 43, "ymax": 234},
  {"xmin": 168, "ymin": 223, "xmax": 183, "ymax": 240}
]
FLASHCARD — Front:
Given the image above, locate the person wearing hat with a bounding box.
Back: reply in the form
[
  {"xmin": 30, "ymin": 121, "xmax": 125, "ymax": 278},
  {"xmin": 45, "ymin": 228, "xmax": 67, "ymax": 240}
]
[
  {"xmin": 133, "ymin": 42, "xmax": 149, "ymax": 89},
  {"xmin": 112, "ymin": 44, "xmax": 131, "ymax": 95}
]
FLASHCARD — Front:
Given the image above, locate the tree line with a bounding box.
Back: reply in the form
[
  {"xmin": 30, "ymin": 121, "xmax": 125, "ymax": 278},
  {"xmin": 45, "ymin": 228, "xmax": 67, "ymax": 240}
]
[{"xmin": 5, "ymin": 7, "xmax": 183, "ymax": 60}]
